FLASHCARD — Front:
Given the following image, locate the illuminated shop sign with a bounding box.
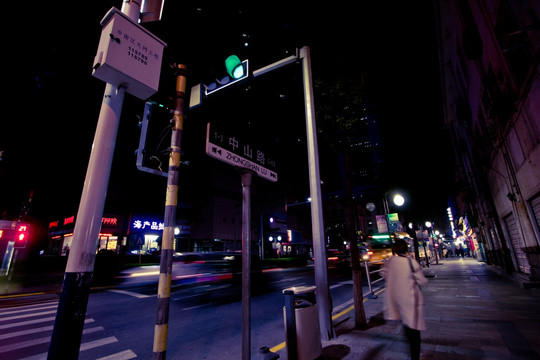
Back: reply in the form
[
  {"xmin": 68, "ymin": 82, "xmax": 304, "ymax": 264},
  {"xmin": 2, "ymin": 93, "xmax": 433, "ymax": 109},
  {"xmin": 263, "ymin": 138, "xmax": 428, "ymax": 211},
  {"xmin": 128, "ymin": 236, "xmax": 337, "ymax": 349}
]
[
  {"xmin": 102, "ymin": 217, "xmax": 118, "ymax": 227},
  {"xmin": 49, "ymin": 216, "xmax": 120, "ymax": 229},
  {"xmin": 132, "ymin": 219, "xmax": 164, "ymax": 232}
]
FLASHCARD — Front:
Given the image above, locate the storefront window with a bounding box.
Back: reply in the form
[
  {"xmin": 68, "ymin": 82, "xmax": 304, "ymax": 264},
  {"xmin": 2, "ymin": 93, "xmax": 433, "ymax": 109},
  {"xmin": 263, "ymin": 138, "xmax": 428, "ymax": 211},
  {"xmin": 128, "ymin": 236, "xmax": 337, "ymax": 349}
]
[{"xmin": 62, "ymin": 235, "xmax": 73, "ymax": 256}]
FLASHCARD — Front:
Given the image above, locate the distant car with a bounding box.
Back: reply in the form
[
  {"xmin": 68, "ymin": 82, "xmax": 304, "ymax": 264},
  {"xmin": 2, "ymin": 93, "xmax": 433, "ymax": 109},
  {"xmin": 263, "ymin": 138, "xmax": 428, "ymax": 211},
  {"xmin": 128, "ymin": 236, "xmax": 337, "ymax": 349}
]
[
  {"xmin": 359, "ymin": 246, "xmax": 370, "ymax": 261},
  {"xmin": 117, "ymin": 251, "xmax": 239, "ymax": 286},
  {"xmin": 325, "ymin": 249, "xmax": 349, "ymax": 268},
  {"xmin": 146, "ymin": 247, "xmax": 160, "ymax": 256},
  {"xmin": 173, "ymin": 251, "xmax": 242, "ymax": 276}
]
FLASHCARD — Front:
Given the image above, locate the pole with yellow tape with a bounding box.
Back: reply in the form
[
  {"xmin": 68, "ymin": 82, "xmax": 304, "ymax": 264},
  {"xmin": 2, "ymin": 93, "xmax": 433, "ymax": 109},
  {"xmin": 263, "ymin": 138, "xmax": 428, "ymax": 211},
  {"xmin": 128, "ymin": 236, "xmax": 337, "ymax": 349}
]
[{"xmin": 153, "ymin": 64, "xmax": 187, "ymax": 359}]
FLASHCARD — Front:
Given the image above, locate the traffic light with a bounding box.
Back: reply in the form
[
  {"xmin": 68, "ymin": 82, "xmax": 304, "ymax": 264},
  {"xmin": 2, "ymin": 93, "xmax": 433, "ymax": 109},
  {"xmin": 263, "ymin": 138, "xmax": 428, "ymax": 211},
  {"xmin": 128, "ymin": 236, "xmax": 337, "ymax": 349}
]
[
  {"xmin": 225, "ymin": 55, "xmax": 245, "ymax": 79},
  {"xmin": 14, "ymin": 224, "xmax": 29, "ymax": 248},
  {"xmin": 204, "ymin": 55, "xmax": 249, "ymax": 96},
  {"xmin": 135, "ymin": 101, "xmax": 172, "ymax": 177}
]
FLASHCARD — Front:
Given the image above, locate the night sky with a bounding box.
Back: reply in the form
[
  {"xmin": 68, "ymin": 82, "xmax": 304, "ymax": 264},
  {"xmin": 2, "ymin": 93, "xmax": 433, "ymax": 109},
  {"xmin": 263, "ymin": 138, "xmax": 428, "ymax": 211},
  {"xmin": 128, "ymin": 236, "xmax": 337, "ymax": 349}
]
[{"xmin": 1, "ymin": 2, "xmax": 455, "ymax": 228}]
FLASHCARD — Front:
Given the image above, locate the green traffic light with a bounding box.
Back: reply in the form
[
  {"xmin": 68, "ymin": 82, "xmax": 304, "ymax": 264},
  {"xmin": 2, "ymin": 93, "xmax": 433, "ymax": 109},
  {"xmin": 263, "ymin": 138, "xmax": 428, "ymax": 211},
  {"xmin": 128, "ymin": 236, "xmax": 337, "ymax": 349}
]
[{"xmin": 225, "ymin": 55, "xmax": 244, "ymax": 79}]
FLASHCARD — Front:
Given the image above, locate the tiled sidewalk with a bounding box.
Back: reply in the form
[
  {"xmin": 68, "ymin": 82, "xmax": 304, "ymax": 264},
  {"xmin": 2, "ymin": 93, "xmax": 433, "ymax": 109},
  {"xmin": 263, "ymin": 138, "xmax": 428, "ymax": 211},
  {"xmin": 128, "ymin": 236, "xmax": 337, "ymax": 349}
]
[{"xmin": 316, "ymin": 257, "xmax": 540, "ymax": 360}]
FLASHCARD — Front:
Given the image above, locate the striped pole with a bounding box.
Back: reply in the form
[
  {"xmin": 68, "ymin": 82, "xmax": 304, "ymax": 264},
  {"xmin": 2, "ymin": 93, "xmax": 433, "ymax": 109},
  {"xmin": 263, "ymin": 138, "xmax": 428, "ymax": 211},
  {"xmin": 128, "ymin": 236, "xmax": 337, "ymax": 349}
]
[{"xmin": 153, "ymin": 64, "xmax": 187, "ymax": 360}]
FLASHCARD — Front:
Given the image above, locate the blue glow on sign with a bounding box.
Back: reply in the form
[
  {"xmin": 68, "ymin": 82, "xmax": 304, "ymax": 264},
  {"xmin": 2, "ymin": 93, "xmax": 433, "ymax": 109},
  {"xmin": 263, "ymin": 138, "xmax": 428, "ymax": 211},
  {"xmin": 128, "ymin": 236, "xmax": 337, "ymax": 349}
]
[{"xmin": 132, "ymin": 219, "xmax": 164, "ymax": 231}]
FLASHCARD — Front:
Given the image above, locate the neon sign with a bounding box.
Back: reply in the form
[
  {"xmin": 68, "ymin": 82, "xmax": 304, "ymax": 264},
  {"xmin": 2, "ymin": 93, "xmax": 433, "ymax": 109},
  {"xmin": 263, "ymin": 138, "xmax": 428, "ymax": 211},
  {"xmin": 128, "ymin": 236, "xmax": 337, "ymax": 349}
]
[
  {"xmin": 132, "ymin": 219, "xmax": 164, "ymax": 231},
  {"xmin": 50, "ymin": 216, "xmax": 119, "ymax": 228},
  {"xmin": 102, "ymin": 217, "xmax": 118, "ymax": 227}
]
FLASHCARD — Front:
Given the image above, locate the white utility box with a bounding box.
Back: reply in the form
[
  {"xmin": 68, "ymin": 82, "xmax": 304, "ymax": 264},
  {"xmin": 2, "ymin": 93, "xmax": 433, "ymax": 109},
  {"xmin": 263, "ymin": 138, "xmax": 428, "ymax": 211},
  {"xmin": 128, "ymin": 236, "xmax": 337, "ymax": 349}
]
[{"xmin": 92, "ymin": 7, "xmax": 166, "ymax": 100}]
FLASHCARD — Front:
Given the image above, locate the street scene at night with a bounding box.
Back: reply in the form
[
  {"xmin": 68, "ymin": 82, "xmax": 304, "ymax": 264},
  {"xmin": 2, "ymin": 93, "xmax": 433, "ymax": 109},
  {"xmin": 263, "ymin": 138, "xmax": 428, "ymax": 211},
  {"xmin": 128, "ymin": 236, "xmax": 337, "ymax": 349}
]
[{"xmin": 1, "ymin": 1, "xmax": 539, "ymax": 359}]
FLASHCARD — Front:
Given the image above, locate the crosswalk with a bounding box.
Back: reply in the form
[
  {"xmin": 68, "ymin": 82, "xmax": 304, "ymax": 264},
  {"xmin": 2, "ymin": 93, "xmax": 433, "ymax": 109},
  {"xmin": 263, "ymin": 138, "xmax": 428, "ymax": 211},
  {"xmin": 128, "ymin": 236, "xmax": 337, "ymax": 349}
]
[{"xmin": 0, "ymin": 301, "xmax": 137, "ymax": 359}]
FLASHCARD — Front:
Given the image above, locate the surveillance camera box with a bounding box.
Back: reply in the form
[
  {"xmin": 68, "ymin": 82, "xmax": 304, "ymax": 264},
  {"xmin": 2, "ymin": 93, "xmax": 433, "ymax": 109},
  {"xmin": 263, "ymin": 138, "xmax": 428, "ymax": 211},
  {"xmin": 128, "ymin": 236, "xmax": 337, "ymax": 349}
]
[{"xmin": 92, "ymin": 7, "xmax": 166, "ymax": 100}]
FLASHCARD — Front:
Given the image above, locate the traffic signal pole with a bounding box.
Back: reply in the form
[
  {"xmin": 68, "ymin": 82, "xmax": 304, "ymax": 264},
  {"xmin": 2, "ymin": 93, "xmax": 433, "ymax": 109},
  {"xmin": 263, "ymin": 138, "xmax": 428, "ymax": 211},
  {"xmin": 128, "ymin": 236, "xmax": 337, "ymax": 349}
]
[
  {"xmin": 152, "ymin": 64, "xmax": 187, "ymax": 360},
  {"xmin": 299, "ymin": 46, "xmax": 335, "ymax": 340},
  {"xmin": 191, "ymin": 45, "xmax": 335, "ymax": 343},
  {"xmin": 47, "ymin": 2, "xmax": 138, "ymax": 359}
]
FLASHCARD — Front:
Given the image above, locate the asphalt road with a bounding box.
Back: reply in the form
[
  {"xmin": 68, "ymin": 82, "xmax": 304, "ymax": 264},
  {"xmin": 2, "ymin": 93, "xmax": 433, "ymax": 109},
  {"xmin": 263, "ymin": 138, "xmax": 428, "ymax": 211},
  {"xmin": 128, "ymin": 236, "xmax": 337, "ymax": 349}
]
[{"xmin": 0, "ymin": 264, "xmax": 373, "ymax": 359}]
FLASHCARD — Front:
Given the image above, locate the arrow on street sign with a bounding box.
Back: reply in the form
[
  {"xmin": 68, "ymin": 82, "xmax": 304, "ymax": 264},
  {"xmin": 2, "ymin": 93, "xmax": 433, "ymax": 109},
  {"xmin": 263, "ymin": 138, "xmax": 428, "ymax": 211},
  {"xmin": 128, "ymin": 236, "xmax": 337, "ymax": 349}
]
[
  {"xmin": 206, "ymin": 142, "xmax": 277, "ymax": 182},
  {"xmin": 205, "ymin": 123, "xmax": 277, "ymax": 182}
]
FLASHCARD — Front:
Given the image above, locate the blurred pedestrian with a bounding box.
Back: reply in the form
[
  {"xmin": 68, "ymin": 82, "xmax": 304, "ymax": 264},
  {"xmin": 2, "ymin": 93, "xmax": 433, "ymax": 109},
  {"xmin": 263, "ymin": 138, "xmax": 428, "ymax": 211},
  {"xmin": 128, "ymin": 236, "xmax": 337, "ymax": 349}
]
[{"xmin": 382, "ymin": 238, "xmax": 428, "ymax": 360}]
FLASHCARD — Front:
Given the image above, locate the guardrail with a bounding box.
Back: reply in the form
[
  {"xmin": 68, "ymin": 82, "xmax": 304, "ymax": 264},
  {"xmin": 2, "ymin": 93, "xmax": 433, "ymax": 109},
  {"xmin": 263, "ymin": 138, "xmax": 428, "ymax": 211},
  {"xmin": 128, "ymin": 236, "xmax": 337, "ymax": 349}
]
[{"xmin": 364, "ymin": 259, "xmax": 386, "ymax": 298}]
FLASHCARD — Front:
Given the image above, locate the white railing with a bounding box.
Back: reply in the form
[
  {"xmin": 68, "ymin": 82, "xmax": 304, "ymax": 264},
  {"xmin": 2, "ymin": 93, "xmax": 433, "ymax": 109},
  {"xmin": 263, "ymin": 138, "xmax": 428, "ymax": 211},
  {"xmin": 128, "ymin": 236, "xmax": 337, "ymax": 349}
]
[{"xmin": 364, "ymin": 259, "xmax": 386, "ymax": 298}]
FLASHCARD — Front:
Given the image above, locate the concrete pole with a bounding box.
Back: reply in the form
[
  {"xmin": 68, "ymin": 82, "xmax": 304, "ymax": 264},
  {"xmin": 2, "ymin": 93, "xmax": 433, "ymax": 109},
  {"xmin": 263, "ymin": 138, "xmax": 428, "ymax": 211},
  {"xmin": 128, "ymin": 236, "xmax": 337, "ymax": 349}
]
[
  {"xmin": 48, "ymin": 83, "xmax": 126, "ymax": 360},
  {"xmin": 47, "ymin": 3, "xmax": 139, "ymax": 359},
  {"xmin": 152, "ymin": 64, "xmax": 187, "ymax": 359},
  {"xmin": 299, "ymin": 46, "xmax": 335, "ymax": 340}
]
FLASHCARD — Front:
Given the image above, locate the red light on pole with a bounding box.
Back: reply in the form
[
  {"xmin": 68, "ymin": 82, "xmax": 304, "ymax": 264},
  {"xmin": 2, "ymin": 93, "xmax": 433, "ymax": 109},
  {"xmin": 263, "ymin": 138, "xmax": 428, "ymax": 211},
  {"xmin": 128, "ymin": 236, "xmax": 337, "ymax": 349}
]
[{"xmin": 15, "ymin": 224, "xmax": 29, "ymax": 248}]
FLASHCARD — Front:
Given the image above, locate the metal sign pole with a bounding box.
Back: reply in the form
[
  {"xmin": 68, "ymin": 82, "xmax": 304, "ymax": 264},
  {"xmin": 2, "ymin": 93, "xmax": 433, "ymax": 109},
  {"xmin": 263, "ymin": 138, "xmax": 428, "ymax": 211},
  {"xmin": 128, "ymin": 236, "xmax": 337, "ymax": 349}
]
[{"xmin": 240, "ymin": 170, "xmax": 253, "ymax": 360}]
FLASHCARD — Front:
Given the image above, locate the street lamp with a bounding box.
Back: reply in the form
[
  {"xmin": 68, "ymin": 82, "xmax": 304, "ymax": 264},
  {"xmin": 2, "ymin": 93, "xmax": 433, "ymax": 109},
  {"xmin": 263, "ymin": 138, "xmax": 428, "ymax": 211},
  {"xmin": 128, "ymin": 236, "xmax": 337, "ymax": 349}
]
[
  {"xmin": 382, "ymin": 191, "xmax": 406, "ymax": 234},
  {"xmin": 383, "ymin": 191, "xmax": 405, "ymax": 214},
  {"xmin": 393, "ymin": 194, "xmax": 405, "ymax": 206}
]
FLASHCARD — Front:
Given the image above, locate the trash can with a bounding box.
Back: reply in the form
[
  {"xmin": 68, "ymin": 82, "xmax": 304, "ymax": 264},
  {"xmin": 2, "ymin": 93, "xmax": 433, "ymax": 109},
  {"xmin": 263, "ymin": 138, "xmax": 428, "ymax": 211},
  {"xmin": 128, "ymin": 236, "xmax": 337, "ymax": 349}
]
[{"xmin": 283, "ymin": 285, "xmax": 322, "ymax": 360}]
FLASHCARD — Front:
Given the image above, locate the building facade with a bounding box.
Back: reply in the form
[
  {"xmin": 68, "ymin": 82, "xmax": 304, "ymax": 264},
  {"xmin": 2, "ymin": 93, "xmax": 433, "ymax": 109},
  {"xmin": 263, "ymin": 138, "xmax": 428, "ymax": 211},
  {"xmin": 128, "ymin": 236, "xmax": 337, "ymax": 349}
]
[{"xmin": 435, "ymin": 0, "xmax": 540, "ymax": 282}]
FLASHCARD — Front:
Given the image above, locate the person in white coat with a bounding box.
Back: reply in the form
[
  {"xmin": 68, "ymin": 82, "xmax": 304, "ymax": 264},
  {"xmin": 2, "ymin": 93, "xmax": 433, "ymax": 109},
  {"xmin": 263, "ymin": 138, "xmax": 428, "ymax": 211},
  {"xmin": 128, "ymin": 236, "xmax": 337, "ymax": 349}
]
[{"xmin": 381, "ymin": 238, "xmax": 428, "ymax": 360}]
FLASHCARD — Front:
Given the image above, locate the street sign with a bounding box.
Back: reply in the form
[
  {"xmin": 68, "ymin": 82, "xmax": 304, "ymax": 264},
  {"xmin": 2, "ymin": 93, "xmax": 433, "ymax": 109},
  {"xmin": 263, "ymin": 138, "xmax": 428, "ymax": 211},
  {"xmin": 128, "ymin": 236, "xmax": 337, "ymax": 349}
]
[{"xmin": 205, "ymin": 122, "xmax": 278, "ymax": 182}]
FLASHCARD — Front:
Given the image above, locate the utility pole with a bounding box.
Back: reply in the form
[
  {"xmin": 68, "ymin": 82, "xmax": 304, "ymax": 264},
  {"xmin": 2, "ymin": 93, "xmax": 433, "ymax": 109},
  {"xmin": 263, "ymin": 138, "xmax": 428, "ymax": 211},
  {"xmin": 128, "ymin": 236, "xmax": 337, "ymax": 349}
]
[
  {"xmin": 153, "ymin": 64, "xmax": 187, "ymax": 359},
  {"xmin": 48, "ymin": 2, "xmax": 148, "ymax": 358},
  {"xmin": 47, "ymin": 65, "xmax": 128, "ymax": 360}
]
